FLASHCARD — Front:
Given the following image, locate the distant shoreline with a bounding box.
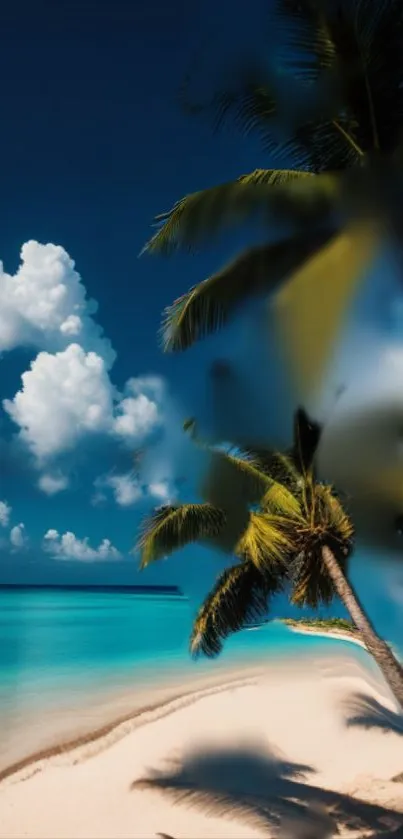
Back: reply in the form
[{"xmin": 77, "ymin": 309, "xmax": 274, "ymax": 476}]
[
  {"xmin": 286, "ymin": 624, "xmax": 367, "ymax": 649},
  {"xmin": 0, "ymin": 584, "xmax": 186, "ymax": 596},
  {"xmin": 281, "ymin": 619, "xmax": 366, "ymax": 649}
]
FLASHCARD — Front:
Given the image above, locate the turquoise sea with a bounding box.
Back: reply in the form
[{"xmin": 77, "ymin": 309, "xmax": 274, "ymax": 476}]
[{"xmin": 0, "ymin": 587, "xmax": 377, "ymax": 774}]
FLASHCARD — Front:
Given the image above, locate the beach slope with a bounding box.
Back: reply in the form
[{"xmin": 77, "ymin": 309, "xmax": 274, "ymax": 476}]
[{"xmin": 0, "ymin": 651, "xmax": 402, "ymax": 839}]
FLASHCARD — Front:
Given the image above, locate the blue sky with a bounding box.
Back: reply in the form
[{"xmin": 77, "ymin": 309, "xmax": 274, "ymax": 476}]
[
  {"xmin": 0, "ymin": 0, "xmax": 402, "ymax": 648},
  {"xmin": 0, "ymin": 0, "xmax": 277, "ymax": 586}
]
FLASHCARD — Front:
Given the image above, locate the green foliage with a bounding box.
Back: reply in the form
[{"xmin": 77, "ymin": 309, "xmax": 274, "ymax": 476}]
[
  {"xmin": 214, "ymin": 0, "xmax": 403, "ymax": 168},
  {"xmin": 190, "ymin": 562, "xmax": 282, "ymax": 657},
  {"xmin": 235, "ymin": 511, "xmax": 295, "ymax": 572},
  {"xmin": 161, "ymin": 231, "xmax": 333, "ymax": 351},
  {"xmin": 283, "ymin": 616, "xmax": 358, "ymax": 634},
  {"xmin": 137, "ymin": 412, "xmax": 354, "ymax": 655},
  {"xmin": 137, "ymin": 504, "xmax": 226, "ymax": 568}
]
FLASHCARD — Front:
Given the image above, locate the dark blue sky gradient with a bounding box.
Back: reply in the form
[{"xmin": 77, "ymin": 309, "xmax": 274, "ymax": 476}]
[{"xmin": 0, "ymin": 0, "xmax": 282, "ymax": 589}]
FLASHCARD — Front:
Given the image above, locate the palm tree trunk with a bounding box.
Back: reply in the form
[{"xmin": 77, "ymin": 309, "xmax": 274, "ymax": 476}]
[{"xmin": 321, "ymin": 545, "xmax": 403, "ymax": 709}]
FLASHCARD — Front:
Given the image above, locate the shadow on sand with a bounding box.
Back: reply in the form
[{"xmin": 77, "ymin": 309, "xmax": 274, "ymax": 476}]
[
  {"xmin": 132, "ymin": 743, "xmax": 403, "ymax": 838},
  {"xmin": 344, "ymin": 692, "xmax": 403, "ymax": 736}
]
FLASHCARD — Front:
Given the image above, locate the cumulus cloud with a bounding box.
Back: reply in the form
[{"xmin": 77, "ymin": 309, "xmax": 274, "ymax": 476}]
[
  {"xmin": 38, "ymin": 473, "xmax": 69, "ymax": 495},
  {"xmin": 3, "ymin": 345, "xmax": 164, "ymax": 461},
  {"xmin": 3, "ymin": 344, "xmax": 115, "ymax": 460},
  {"xmin": 0, "ymin": 240, "xmax": 168, "ymax": 518},
  {"xmin": 0, "ymin": 500, "xmax": 11, "ymax": 527},
  {"xmin": 112, "ymin": 376, "xmax": 163, "ymax": 443},
  {"xmin": 113, "ymin": 394, "xmax": 159, "ymax": 441},
  {"xmin": 0, "ymin": 241, "xmax": 114, "ymax": 364},
  {"xmin": 101, "ymin": 473, "xmax": 142, "ymax": 507},
  {"xmin": 43, "ymin": 529, "xmax": 121, "ymax": 562},
  {"xmin": 10, "ymin": 523, "xmax": 27, "ymax": 549},
  {"xmin": 94, "ymin": 470, "xmax": 174, "ymax": 509}
]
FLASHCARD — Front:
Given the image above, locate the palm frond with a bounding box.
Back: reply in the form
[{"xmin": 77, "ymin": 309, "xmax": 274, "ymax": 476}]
[
  {"xmin": 315, "ymin": 483, "xmax": 354, "ymax": 549},
  {"xmin": 161, "ymin": 231, "xmax": 334, "ymax": 351},
  {"xmin": 201, "ymin": 449, "xmax": 274, "ymax": 509},
  {"xmin": 290, "ymin": 546, "xmax": 336, "ymax": 607},
  {"xmin": 274, "ymin": 0, "xmax": 336, "ymax": 80},
  {"xmin": 190, "ymin": 562, "xmax": 275, "ymax": 657},
  {"xmin": 208, "ymin": 58, "xmax": 345, "ymax": 170},
  {"xmin": 324, "ymin": 0, "xmax": 403, "ymax": 156},
  {"xmin": 288, "ymin": 117, "xmax": 362, "ymax": 173},
  {"xmin": 243, "ymin": 448, "xmax": 303, "ymax": 489},
  {"xmin": 292, "ymin": 407, "xmax": 322, "ymax": 474},
  {"xmin": 235, "ymin": 512, "xmax": 294, "ymax": 573},
  {"xmin": 212, "ymin": 74, "xmax": 277, "ymax": 138},
  {"xmin": 142, "ymin": 169, "xmax": 324, "ymax": 256},
  {"xmin": 290, "ymin": 483, "xmax": 354, "ymax": 608},
  {"xmin": 277, "ymin": 0, "xmax": 403, "ymax": 159},
  {"xmin": 205, "ymin": 58, "xmax": 359, "ymax": 170},
  {"xmin": 137, "ymin": 503, "xmax": 225, "ymax": 569},
  {"xmin": 261, "ymin": 482, "xmax": 303, "ymax": 518}
]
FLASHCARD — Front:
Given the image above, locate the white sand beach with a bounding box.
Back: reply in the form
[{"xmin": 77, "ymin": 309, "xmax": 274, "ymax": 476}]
[
  {"xmin": 286, "ymin": 625, "xmax": 367, "ymax": 649},
  {"xmin": 0, "ymin": 647, "xmax": 402, "ymax": 839}
]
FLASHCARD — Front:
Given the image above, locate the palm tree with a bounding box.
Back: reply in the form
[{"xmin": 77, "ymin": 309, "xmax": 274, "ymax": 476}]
[
  {"xmin": 141, "ymin": 0, "xmax": 403, "ymax": 391},
  {"xmin": 137, "ymin": 410, "xmax": 403, "ymax": 708}
]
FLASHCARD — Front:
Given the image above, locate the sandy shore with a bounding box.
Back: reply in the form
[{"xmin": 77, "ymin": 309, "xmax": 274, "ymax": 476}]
[
  {"xmin": 0, "ymin": 649, "xmax": 402, "ymax": 839},
  {"xmin": 286, "ymin": 625, "xmax": 367, "ymax": 649}
]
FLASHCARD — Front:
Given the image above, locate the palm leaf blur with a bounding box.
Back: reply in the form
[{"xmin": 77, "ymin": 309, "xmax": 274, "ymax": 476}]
[
  {"xmin": 272, "ymin": 222, "xmax": 380, "ymax": 397},
  {"xmin": 161, "ymin": 230, "xmax": 334, "ymax": 352},
  {"xmin": 144, "ymin": 169, "xmax": 336, "ymax": 257},
  {"xmin": 142, "ymin": 0, "xmax": 403, "ymax": 400}
]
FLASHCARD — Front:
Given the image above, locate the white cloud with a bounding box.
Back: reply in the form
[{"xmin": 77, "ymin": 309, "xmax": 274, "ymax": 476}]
[
  {"xmin": 10, "ymin": 523, "xmax": 26, "ymax": 549},
  {"xmin": 94, "ymin": 469, "xmax": 174, "ymax": 509},
  {"xmin": 112, "ymin": 376, "xmax": 164, "ymax": 443},
  {"xmin": 43, "ymin": 529, "xmax": 121, "ymax": 562},
  {"xmin": 38, "ymin": 473, "xmax": 69, "ymax": 495},
  {"xmin": 91, "ymin": 490, "xmax": 108, "ymax": 507},
  {"xmin": 113, "ymin": 393, "xmax": 160, "ymax": 441},
  {"xmin": 0, "ymin": 241, "xmax": 167, "ymax": 485},
  {"xmin": 126, "ymin": 376, "xmax": 166, "ymax": 402},
  {"xmin": 0, "ymin": 241, "xmax": 114, "ymax": 364},
  {"xmin": 0, "ymin": 501, "xmax": 11, "ymax": 527},
  {"xmin": 44, "ymin": 529, "xmax": 59, "ymax": 540},
  {"xmin": 4, "ymin": 346, "xmax": 164, "ymax": 461},
  {"xmin": 149, "ymin": 481, "xmax": 172, "ymax": 503},
  {"xmin": 103, "ymin": 473, "xmax": 142, "ymax": 507},
  {"xmin": 3, "ymin": 344, "xmax": 115, "ymax": 460}
]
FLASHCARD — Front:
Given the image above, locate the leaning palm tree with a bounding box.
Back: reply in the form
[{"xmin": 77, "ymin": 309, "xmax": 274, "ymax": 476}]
[
  {"xmin": 141, "ymin": 0, "xmax": 403, "ymax": 393},
  {"xmin": 137, "ymin": 411, "xmax": 403, "ymax": 708}
]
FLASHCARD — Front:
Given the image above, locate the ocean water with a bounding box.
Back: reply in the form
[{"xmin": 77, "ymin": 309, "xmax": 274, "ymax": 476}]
[{"xmin": 0, "ymin": 588, "xmax": 375, "ymax": 772}]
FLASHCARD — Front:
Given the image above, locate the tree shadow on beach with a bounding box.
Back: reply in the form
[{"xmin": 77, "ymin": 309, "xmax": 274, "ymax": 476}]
[
  {"xmin": 344, "ymin": 692, "xmax": 403, "ymax": 736},
  {"xmin": 133, "ymin": 743, "xmax": 403, "ymax": 838}
]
